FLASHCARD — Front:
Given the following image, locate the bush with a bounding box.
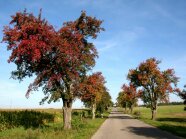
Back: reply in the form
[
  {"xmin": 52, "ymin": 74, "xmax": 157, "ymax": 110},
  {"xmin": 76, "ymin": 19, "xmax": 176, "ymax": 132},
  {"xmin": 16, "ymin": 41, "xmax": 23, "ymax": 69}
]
[
  {"xmin": 82, "ymin": 110, "xmax": 89, "ymax": 118},
  {"xmin": 0, "ymin": 110, "xmax": 55, "ymax": 131},
  {"xmin": 72, "ymin": 111, "xmax": 80, "ymax": 116},
  {"xmin": 133, "ymin": 111, "xmax": 141, "ymax": 119},
  {"xmin": 123, "ymin": 109, "xmax": 129, "ymax": 114},
  {"xmin": 72, "ymin": 117, "xmax": 86, "ymax": 129},
  {"xmin": 76, "ymin": 109, "xmax": 91, "ymax": 118}
]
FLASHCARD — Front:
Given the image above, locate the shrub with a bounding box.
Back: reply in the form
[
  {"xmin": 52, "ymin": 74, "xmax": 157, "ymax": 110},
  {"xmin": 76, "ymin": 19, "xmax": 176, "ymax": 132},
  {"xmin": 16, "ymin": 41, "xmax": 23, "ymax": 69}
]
[
  {"xmin": 72, "ymin": 111, "xmax": 80, "ymax": 116},
  {"xmin": 133, "ymin": 111, "xmax": 141, "ymax": 119},
  {"xmin": 72, "ymin": 117, "xmax": 85, "ymax": 129},
  {"xmin": 0, "ymin": 110, "xmax": 55, "ymax": 131}
]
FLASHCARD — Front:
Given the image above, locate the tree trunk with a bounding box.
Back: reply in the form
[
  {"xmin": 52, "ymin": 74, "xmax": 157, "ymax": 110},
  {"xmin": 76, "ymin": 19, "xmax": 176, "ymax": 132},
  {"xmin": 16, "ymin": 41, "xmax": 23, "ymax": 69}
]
[
  {"xmin": 125, "ymin": 103, "xmax": 127, "ymax": 113},
  {"xmin": 92, "ymin": 103, "xmax": 96, "ymax": 119},
  {"xmin": 151, "ymin": 100, "xmax": 157, "ymax": 120},
  {"xmin": 130, "ymin": 104, "xmax": 134, "ymax": 114},
  {"xmin": 151, "ymin": 108, "xmax": 157, "ymax": 120},
  {"xmin": 63, "ymin": 100, "xmax": 72, "ymax": 129}
]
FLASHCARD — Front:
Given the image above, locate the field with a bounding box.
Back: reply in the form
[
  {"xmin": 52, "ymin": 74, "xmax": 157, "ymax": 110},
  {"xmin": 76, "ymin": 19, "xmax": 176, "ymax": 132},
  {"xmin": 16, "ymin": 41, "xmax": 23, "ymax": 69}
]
[
  {"xmin": 133, "ymin": 105, "xmax": 186, "ymax": 138},
  {"xmin": 0, "ymin": 108, "xmax": 108, "ymax": 139}
]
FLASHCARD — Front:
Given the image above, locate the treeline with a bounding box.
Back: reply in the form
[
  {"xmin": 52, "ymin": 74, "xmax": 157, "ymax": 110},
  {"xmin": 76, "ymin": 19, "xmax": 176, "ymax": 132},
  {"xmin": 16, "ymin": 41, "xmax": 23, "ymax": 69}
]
[{"xmin": 158, "ymin": 102, "xmax": 183, "ymax": 106}]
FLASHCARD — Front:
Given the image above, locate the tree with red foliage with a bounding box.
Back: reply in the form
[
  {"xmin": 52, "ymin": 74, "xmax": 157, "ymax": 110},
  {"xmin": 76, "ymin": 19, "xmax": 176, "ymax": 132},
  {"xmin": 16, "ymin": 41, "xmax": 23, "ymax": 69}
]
[
  {"xmin": 121, "ymin": 84, "xmax": 141, "ymax": 113},
  {"xmin": 127, "ymin": 58, "xmax": 179, "ymax": 120},
  {"xmin": 2, "ymin": 10, "xmax": 104, "ymax": 129},
  {"xmin": 80, "ymin": 72, "xmax": 106, "ymax": 119}
]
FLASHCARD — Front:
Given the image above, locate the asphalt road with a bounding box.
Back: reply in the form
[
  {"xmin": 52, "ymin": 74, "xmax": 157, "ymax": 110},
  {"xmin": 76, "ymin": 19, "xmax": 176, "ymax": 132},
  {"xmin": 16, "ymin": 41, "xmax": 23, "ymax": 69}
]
[{"xmin": 91, "ymin": 108, "xmax": 182, "ymax": 139}]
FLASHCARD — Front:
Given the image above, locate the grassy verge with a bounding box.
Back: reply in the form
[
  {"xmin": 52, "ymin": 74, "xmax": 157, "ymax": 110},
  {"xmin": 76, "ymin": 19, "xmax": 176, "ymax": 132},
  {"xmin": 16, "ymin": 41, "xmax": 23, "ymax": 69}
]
[
  {"xmin": 132, "ymin": 105, "xmax": 186, "ymax": 138},
  {"xmin": 0, "ymin": 109, "xmax": 109, "ymax": 139}
]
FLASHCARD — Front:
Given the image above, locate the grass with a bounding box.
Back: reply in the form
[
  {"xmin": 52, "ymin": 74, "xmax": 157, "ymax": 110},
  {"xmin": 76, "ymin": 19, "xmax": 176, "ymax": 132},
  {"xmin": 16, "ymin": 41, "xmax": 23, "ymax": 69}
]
[
  {"xmin": 132, "ymin": 105, "xmax": 186, "ymax": 138},
  {"xmin": 0, "ymin": 109, "xmax": 109, "ymax": 139}
]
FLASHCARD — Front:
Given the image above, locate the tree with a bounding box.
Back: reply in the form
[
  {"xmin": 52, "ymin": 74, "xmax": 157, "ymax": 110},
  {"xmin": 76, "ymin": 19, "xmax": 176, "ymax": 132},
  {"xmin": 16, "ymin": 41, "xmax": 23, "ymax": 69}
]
[
  {"xmin": 180, "ymin": 85, "xmax": 186, "ymax": 110},
  {"xmin": 121, "ymin": 84, "xmax": 141, "ymax": 113},
  {"xmin": 96, "ymin": 90, "xmax": 112, "ymax": 114},
  {"xmin": 80, "ymin": 72, "xmax": 106, "ymax": 119},
  {"xmin": 117, "ymin": 91, "xmax": 128, "ymax": 111},
  {"xmin": 2, "ymin": 10, "xmax": 104, "ymax": 129},
  {"xmin": 127, "ymin": 58, "xmax": 179, "ymax": 120}
]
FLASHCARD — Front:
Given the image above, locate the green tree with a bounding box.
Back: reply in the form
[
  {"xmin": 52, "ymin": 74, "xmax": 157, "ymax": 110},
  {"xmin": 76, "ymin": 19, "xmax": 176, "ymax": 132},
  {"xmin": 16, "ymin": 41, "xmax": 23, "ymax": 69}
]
[
  {"xmin": 96, "ymin": 90, "xmax": 112, "ymax": 114},
  {"xmin": 117, "ymin": 91, "xmax": 128, "ymax": 111},
  {"xmin": 180, "ymin": 85, "xmax": 186, "ymax": 110}
]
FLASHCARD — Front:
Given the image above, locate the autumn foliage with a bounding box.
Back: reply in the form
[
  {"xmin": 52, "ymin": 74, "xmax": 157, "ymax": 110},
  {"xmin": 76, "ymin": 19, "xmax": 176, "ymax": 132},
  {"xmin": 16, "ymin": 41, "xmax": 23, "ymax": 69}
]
[
  {"xmin": 127, "ymin": 58, "xmax": 179, "ymax": 120},
  {"xmin": 80, "ymin": 72, "xmax": 107, "ymax": 119},
  {"xmin": 2, "ymin": 10, "xmax": 104, "ymax": 129},
  {"xmin": 121, "ymin": 84, "xmax": 141, "ymax": 113}
]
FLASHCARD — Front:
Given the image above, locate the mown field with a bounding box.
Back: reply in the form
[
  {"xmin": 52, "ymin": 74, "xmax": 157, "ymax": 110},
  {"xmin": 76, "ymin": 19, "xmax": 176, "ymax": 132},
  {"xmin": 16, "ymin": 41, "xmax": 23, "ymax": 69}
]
[
  {"xmin": 133, "ymin": 105, "xmax": 186, "ymax": 138},
  {"xmin": 0, "ymin": 108, "xmax": 109, "ymax": 139}
]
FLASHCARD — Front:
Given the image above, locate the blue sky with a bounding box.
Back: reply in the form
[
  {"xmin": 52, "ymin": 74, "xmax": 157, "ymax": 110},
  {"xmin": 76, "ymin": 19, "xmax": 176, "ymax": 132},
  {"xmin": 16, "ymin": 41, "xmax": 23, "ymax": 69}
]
[{"xmin": 0, "ymin": 0, "xmax": 186, "ymax": 108}]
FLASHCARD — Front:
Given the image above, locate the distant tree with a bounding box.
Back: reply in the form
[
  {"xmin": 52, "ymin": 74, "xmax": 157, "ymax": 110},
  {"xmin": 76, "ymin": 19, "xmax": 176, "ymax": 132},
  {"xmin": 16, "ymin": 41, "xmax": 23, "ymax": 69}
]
[
  {"xmin": 96, "ymin": 90, "xmax": 112, "ymax": 114},
  {"xmin": 121, "ymin": 84, "xmax": 141, "ymax": 113},
  {"xmin": 80, "ymin": 72, "xmax": 106, "ymax": 119},
  {"xmin": 2, "ymin": 10, "xmax": 104, "ymax": 129},
  {"xmin": 117, "ymin": 91, "xmax": 128, "ymax": 111},
  {"xmin": 127, "ymin": 58, "xmax": 179, "ymax": 120}
]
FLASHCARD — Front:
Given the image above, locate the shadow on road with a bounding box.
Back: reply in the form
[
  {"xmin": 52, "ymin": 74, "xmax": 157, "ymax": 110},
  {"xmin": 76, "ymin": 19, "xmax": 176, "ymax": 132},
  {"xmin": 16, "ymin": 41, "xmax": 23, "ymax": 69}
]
[
  {"xmin": 121, "ymin": 126, "xmax": 179, "ymax": 139},
  {"xmin": 108, "ymin": 112, "xmax": 133, "ymax": 119},
  {"xmin": 109, "ymin": 115, "xmax": 133, "ymax": 119},
  {"xmin": 109, "ymin": 111, "xmax": 124, "ymax": 114}
]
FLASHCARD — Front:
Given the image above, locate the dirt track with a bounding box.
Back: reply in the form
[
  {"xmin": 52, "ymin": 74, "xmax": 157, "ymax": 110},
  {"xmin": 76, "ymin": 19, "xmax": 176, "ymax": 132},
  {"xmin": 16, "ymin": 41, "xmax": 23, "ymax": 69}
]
[{"xmin": 91, "ymin": 108, "xmax": 182, "ymax": 139}]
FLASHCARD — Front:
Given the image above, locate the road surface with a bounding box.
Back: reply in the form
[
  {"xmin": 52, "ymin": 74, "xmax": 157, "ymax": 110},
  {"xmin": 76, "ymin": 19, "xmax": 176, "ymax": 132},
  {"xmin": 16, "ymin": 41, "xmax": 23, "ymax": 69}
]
[{"xmin": 92, "ymin": 108, "xmax": 182, "ymax": 139}]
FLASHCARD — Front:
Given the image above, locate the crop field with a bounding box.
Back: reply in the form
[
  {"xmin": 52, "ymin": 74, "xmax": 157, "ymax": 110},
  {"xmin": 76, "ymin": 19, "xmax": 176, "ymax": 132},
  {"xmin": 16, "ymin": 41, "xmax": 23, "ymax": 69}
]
[
  {"xmin": 133, "ymin": 105, "xmax": 186, "ymax": 138},
  {"xmin": 0, "ymin": 108, "xmax": 108, "ymax": 139}
]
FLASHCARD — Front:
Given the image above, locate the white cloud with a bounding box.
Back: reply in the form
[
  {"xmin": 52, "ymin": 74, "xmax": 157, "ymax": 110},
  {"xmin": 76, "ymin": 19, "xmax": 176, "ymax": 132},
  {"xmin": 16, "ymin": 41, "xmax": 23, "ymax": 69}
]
[{"xmin": 96, "ymin": 26, "xmax": 146, "ymax": 52}]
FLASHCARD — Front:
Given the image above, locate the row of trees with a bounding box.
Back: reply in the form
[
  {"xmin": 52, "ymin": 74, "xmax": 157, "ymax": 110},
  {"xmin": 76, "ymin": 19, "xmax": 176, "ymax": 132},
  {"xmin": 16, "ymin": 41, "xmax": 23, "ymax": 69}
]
[
  {"xmin": 117, "ymin": 58, "xmax": 181, "ymax": 120},
  {"xmin": 2, "ymin": 10, "xmax": 112, "ymax": 129}
]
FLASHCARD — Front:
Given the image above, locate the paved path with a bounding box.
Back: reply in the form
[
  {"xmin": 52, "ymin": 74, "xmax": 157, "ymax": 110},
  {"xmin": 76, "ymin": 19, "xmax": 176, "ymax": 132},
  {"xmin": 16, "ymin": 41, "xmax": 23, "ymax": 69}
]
[{"xmin": 92, "ymin": 108, "xmax": 182, "ymax": 139}]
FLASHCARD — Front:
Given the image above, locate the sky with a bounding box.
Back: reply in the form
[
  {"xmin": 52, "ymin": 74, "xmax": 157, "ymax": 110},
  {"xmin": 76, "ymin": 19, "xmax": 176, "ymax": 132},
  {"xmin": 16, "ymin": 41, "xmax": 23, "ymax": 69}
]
[{"xmin": 0, "ymin": 0, "xmax": 186, "ymax": 108}]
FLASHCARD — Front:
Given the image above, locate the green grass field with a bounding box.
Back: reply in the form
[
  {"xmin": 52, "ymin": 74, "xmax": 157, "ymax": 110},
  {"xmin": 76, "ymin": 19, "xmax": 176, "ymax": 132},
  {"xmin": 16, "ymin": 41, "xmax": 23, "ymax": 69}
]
[
  {"xmin": 133, "ymin": 105, "xmax": 186, "ymax": 138},
  {"xmin": 0, "ymin": 109, "xmax": 108, "ymax": 139}
]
